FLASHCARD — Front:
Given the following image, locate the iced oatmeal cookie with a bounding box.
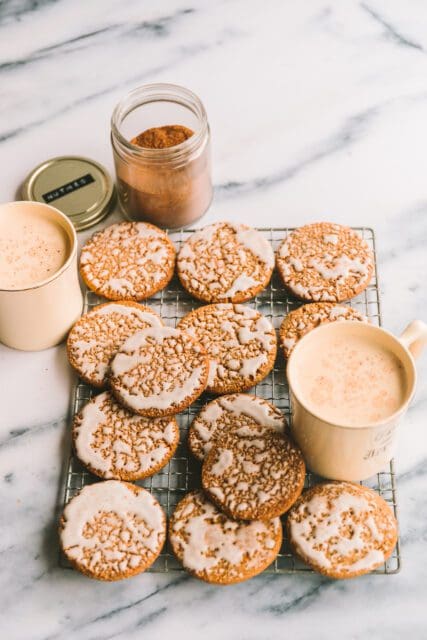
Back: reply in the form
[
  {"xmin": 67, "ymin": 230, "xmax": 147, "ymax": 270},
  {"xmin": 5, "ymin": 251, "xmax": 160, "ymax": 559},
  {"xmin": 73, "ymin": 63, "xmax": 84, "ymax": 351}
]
[
  {"xmin": 73, "ymin": 391, "xmax": 179, "ymax": 480},
  {"xmin": 178, "ymin": 303, "xmax": 277, "ymax": 394},
  {"xmin": 276, "ymin": 223, "xmax": 374, "ymax": 302},
  {"xmin": 59, "ymin": 480, "xmax": 166, "ymax": 580},
  {"xmin": 109, "ymin": 326, "xmax": 209, "ymax": 417},
  {"xmin": 202, "ymin": 430, "xmax": 305, "ymax": 520},
  {"xmin": 177, "ymin": 222, "xmax": 274, "ymax": 303},
  {"xmin": 287, "ymin": 482, "xmax": 398, "ymax": 579},
  {"xmin": 67, "ymin": 302, "xmax": 163, "ymax": 387},
  {"xmin": 189, "ymin": 393, "xmax": 286, "ymax": 461},
  {"xmin": 169, "ymin": 490, "xmax": 282, "ymax": 584},
  {"xmin": 79, "ymin": 222, "xmax": 175, "ymax": 300}
]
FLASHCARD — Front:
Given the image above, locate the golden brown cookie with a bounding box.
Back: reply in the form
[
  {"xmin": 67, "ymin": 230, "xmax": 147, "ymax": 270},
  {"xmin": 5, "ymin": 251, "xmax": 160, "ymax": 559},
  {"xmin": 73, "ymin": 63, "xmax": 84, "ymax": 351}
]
[
  {"xmin": 189, "ymin": 393, "xmax": 286, "ymax": 462},
  {"xmin": 169, "ymin": 490, "xmax": 282, "ymax": 584},
  {"xmin": 79, "ymin": 221, "xmax": 175, "ymax": 300},
  {"xmin": 276, "ymin": 223, "xmax": 374, "ymax": 302},
  {"xmin": 72, "ymin": 391, "xmax": 179, "ymax": 480},
  {"xmin": 109, "ymin": 326, "xmax": 209, "ymax": 417},
  {"xmin": 279, "ymin": 302, "xmax": 368, "ymax": 358},
  {"xmin": 59, "ymin": 480, "xmax": 166, "ymax": 581},
  {"xmin": 178, "ymin": 304, "xmax": 277, "ymax": 394},
  {"xmin": 202, "ymin": 430, "xmax": 305, "ymax": 520},
  {"xmin": 66, "ymin": 301, "xmax": 163, "ymax": 387},
  {"xmin": 287, "ymin": 482, "xmax": 398, "ymax": 579},
  {"xmin": 177, "ymin": 222, "xmax": 274, "ymax": 303}
]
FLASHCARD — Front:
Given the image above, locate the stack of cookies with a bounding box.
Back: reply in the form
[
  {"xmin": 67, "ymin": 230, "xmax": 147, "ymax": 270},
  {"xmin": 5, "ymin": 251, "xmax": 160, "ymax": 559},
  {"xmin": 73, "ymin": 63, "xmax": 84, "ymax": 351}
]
[
  {"xmin": 60, "ymin": 219, "xmax": 397, "ymax": 583},
  {"xmin": 170, "ymin": 393, "xmax": 306, "ymax": 584}
]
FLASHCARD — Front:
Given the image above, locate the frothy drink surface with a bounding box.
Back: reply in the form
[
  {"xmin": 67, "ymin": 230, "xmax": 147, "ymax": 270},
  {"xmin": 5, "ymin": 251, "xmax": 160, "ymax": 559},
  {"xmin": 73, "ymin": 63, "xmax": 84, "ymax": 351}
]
[
  {"xmin": 296, "ymin": 334, "xmax": 406, "ymax": 425},
  {"xmin": 0, "ymin": 208, "xmax": 70, "ymax": 289}
]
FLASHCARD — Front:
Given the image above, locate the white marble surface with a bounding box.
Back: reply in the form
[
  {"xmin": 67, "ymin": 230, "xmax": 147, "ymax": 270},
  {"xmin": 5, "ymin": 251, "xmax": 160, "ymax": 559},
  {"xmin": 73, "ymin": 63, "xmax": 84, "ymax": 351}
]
[{"xmin": 1, "ymin": 1, "xmax": 427, "ymax": 638}]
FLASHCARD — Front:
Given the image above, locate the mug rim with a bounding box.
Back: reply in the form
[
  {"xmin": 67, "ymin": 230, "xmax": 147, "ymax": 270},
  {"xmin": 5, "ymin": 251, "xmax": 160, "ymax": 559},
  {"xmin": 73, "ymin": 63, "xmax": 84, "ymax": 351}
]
[
  {"xmin": 0, "ymin": 200, "xmax": 78, "ymax": 293},
  {"xmin": 286, "ymin": 320, "xmax": 417, "ymax": 431}
]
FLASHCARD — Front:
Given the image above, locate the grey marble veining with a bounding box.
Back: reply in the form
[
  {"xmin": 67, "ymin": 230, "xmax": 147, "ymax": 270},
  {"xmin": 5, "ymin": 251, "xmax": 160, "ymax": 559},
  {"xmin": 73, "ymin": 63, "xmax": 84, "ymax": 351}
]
[{"xmin": 1, "ymin": 1, "xmax": 427, "ymax": 638}]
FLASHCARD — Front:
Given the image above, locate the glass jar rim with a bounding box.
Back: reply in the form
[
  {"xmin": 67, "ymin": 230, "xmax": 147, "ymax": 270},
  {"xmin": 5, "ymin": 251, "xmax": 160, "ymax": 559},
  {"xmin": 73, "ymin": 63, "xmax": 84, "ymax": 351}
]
[{"xmin": 111, "ymin": 83, "xmax": 209, "ymax": 162}]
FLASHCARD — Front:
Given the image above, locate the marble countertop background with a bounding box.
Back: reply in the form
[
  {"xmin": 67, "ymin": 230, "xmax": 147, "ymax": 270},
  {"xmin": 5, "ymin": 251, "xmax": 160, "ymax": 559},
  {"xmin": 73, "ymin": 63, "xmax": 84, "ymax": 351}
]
[{"xmin": 1, "ymin": 1, "xmax": 427, "ymax": 638}]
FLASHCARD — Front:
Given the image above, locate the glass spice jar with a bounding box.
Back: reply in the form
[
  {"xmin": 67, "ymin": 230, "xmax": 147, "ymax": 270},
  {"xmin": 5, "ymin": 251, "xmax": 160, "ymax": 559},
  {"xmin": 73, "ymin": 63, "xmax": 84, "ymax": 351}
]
[{"xmin": 111, "ymin": 83, "xmax": 212, "ymax": 228}]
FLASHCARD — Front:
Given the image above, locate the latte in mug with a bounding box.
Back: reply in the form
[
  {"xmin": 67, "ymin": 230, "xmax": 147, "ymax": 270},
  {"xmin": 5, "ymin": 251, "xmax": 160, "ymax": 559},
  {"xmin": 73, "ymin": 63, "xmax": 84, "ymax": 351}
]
[
  {"xmin": 0, "ymin": 201, "xmax": 82, "ymax": 351},
  {"xmin": 0, "ymin": 206, "xmax": 71, "ymax": 289},
  {"xmin": 287, "ymin": 320, "xmax": 426, "ymax": 480},
  {"xmin": 294, "ymin": 332, "xmax": 407, "ymax": 427}
]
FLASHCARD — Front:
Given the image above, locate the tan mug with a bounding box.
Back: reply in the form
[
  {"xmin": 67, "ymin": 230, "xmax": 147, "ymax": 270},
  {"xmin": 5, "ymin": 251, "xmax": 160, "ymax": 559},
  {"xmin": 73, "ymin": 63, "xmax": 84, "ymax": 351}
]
[
  {"xmin": 0, "ymin": 201, "xmax": 83, "ymax": 351},
  {"xmin": 287, "ymin": 319, "xmax": 427, "ymax": 481}
]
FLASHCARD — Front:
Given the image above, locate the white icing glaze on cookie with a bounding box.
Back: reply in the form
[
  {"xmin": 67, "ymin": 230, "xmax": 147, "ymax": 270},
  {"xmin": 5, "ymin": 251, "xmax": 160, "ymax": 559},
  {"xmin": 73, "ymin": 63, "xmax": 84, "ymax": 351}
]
[
  {"xmin": 240, "ymin": 353, "xmax": 268, "ymax": 377},
  {"xmin": 73, "ymin": 391, "xmax": 178, "ymax": 479},
  {"xmin": 79, "ymin": 222, "xmax": 175, "ymax": 301},
  {"xmin": 105, "ymin": 278, "xmax": 135, "ymax": 295},
  {"xmin": 290, "ymin": 493, "xmax": 384, "ymax": 569},
  {"xmin": 67, "ymin": 303, "xmax": 163, "ymax": 386},
  {"xmin": 276, "ymin": 223, "xmax": 374, "ymax": 303},
  {"xmin": 219, "ymin": 395, "xmax": 284, "ymax": 427},
  {"xmin": 288, "ymin": 483, "xmax": 397, "ymax": 576},
  {"xmin": 192, "ymin": 222, "xmax": 221, "ymax": 243},
  {"xmin": 202, "ymin": 431, "xmax": 305, "ymax": 520},
  {"xmin": 309, "ymin": 255, "xmax": 369, "ymax": 280},
  {"xmin": 135, "ymin": 223, "xmax": 164, "ymax": 238},
  {"xmin": 211, "ymin": 449, "xmax": 234, "ymax": 475},
  {"xmin": 61, "ymin": 481, "xmax": 165, "ymax": 573},
  {"xmin": 169, "ymin": 491, "xmax": 281, "ymax": 578},
  {"xmin": 231, "ymin": 224, "xmax": 275, "ymax": 268},
  {"xmin": 201, "ymin": 401, "xmax": 225, "ymax": 423},
  {"xmin": 323, "ymin": 233, "xmax": 339, "ymax": 245},
  {"xmin": 292, "ymin": 282, "xmax": 309, "ymax": 298},
  {"xmin": 282, "ymin": 337, "xmax": 296, "ymax": 351},
  {"xmin": 110, "ymin": 326, "xmax": 208, "ymax": 414},
  {"xmin": 177, "ymin": 223, "xmax": 274, "ymax": 303},
  {"xmin": 178, "ymin": 304, "xmax": 276, "ymax": 393},
  {"xmin": 223, "ymin": 274, "xmax": 261, "ymax": 298},
  {"xmin": 289, "ymin": 256, "xmax": 303, "ymax": 272},
  {"xmin": 91, "ymin": 304, "xmax": 158, "ymax": 320}
]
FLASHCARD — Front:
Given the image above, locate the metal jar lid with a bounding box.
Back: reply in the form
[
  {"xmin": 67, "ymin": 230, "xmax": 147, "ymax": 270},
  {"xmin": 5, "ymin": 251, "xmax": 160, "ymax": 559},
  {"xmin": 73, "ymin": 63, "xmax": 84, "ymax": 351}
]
[{"xmin": 21, "ymin": 155, "xmax": 115, "ymax": 231}]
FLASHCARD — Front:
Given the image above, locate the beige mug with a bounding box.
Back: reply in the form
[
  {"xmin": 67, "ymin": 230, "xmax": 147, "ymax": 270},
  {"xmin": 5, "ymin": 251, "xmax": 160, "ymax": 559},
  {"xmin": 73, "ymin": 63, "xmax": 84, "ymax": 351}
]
[
  {"xmin": 0, "ymin": 201, "xmax": 83, "ymax": 351},
  {"xmin": 287, "ymin": 319, "xmax": 427, "ymax": 481}
]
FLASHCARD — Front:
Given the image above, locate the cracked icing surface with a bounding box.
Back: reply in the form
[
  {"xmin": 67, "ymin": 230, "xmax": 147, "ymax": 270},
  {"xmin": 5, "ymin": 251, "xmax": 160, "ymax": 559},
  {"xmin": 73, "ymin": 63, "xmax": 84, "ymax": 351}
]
[
  {"xmin": 79, "ymin": 222, "xmax": 175, "ymax": 300},
  {"xmin": 169, "ymin": 490, "xmax": 282, "ymax": 584},
  {"xmin": 67, "ymin": 302, "xmax": 163, "ymax": 387},
  {"xmin": 276, "ymin": 223, "xmax": 374, "ymax": 302},
  {"xmin": 287, "ymin": 482, "xmax": 398, "ymax": 579},
  {"xmin": 73, "ymin": 391, "xmax": 179, "ymax": 480},
  {"xmin": 178, "ymin": 303, "xmax": 277, "ymax": 394},
  {"xmin": 279, "ymin": 302, "xmax": 368, "ymax": 358},
  {"xmin": 202, "ymin": 430, "xmax": 305, "ymax": 520},
  {"xmin": 109, "ymin": 326, "xmax": 209, "ymax": 417},
  {"xmin": 60, "ymin": 481, "xmax": 166, "ymax": 581},
  {"xmin": 189, "ymin": 393, "xmax": 286, "ymax": 461},
  {"xmin": 177, "ymin": 222, "xmax": 274, "ymax": 303}
]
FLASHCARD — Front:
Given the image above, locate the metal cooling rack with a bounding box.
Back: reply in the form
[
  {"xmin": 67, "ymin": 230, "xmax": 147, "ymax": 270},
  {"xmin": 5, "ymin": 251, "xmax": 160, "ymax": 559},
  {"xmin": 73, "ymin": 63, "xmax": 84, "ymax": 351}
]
[{"xmin": 60, "ymin": 227, "xmax": 401, "ymax": 575}]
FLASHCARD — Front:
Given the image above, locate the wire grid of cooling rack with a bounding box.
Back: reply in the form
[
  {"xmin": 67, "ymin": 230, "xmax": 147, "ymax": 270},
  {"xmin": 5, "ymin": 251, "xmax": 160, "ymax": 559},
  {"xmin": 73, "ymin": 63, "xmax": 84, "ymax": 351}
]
[{"xmin": 60, "ymin": 226, "xmax": 400, "ymax": 575}]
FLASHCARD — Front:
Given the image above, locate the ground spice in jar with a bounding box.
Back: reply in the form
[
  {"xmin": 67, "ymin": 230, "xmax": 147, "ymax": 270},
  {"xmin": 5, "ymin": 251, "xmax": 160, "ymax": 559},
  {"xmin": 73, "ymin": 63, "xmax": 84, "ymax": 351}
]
[
  {"xmin": 131, "ymin": 125, "xmax": 194, "ymax": 149},
  {"xmin": 111, "ymin": 84, "xmax": 212, "ymax": 228},
  {"xmin": 112, "ymin": 124, "xmax": 211, "ymax": 228}
]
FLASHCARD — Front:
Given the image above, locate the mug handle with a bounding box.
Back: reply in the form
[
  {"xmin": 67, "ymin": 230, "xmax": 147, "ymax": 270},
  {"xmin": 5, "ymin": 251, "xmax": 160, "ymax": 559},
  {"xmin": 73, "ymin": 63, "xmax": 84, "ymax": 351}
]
[{"xmin": 399, "ymin": 320, "xmax": 427, "ymax": 359}]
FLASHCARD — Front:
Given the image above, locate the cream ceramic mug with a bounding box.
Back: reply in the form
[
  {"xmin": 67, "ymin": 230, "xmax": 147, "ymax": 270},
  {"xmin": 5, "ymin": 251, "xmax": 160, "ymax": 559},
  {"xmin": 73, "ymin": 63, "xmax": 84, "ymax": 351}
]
[
  {"xmin": 287, "ymin": 319, "xmax": 427, "ymax": 481},
  {"xmin": 0, "ymin": 201, "xmax": 83, "ymax": 351}
]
